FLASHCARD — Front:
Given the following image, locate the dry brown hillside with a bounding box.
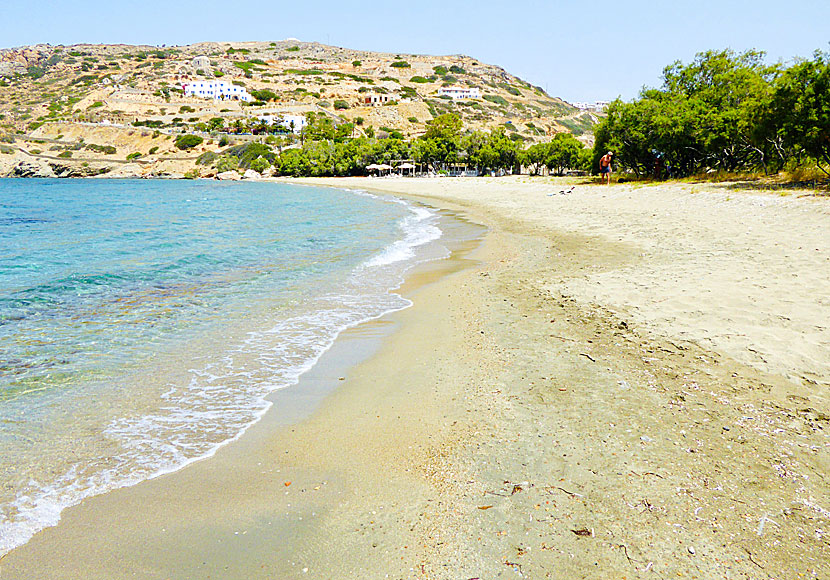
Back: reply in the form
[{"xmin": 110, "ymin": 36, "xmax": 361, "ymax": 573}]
[{"xmin": 0, "ymin": 40, "xmax": 600, "ymax": 177}]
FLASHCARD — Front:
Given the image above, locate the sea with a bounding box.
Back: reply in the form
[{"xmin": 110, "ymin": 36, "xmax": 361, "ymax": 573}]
[{"xmin": 0, "ymin": 178, "xmax": 450, "ymax": 554}]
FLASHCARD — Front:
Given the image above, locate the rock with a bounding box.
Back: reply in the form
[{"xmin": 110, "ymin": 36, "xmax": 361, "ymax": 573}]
[
  {"xmin": 217, "ymin": 171, "xmax": 241, "ymax": 180},
  {"xmin": 191, "ymin": 56, "xmax": 212, "ymax": 73},
  {"xmin": 11, "ymin": 158, "xmax": 56, "ymax": 178},
  {"xmin": 242, "ymin": 169, "xmax": 261, "ymax": 180}
]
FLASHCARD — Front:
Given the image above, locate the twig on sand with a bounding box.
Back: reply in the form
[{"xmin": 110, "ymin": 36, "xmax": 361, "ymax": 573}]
[
  {"xmin": 580, "ymin": 353, "xmax": 596, "ymax": 362},
  {"xmin": 616, "ymin": 543, "xmax": 638, "ymax": 565},
  {"xmin": 544, "ymin": 485, "xmax": 584, "ymax": 498},
  {"xmin": 743, "ymin": 547, "xmax": 765, "ymax": 569}
]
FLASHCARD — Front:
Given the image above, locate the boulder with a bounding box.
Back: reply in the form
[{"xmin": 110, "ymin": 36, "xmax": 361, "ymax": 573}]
[
  {"xmin": 242, "ymin": 169, "xmax": 261, "ymax": 180},
  {"xmin": 11, "ymin": 158, "xmax": 56, "ymax": 178},
  {"xmin": 216, "ymin": 171, "xmax": 241, "ymax": 181}
]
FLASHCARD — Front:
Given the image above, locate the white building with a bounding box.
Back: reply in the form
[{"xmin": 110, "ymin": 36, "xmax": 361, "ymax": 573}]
[
  {"xmin": 182, "ymin": 81, "xmax": 253, "ymax": 102},
  {"xmin": 437, "ymin": 86, "xmax": 481, "ymax": 100},
  {"xmin": 257, "ymin": 114, "xmax": 308, "ymax": 133},
  {"xmin": 573, "ymin": 101, "xmax": 610, "ymax": 112}
]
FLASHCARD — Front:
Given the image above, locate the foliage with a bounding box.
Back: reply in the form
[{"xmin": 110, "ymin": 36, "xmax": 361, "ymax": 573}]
[
  {"xmin": 483, "ymin": 94, "xmax": 508, "ymax": 106},
  {"xmin": 334, "ymin": 100, "xmax": 350, "ymax": 110},
  {"xmin": 390, "ymin": 61, "xmax": 410, "ymax": 68},
  {"xmin": 249, "ymin": 156, "xmax": 270, "ymax": 173},
  {"xmin": 196, "ymin": 151, "xmax": 218, "ymax": 165},
  {"xmin": 85, "ymin": 143, "xmax": 117, "ymax": 155},
  {"xmin": 593, "ymin": 48, "xmax": 830, "ymax": 178},
  {"xmin": 768, "ymin": 50, "xmax": 830, "ymax": 175},
  {"xmin": 216, "ymin": 154, "xmax": 239, "ymax": 173},
  {"xmin": 126, "ymin": 152, "xmax": 142, "ymax": 161},
  {"xmin": 221, "ymin": 142, "xmax": 275, "ymax": 168},
  {"xmin": 250, "ymin": 89, "xmax": 278, "ymax": 102},
  {"xmin": 174, "ymin": 134, "xmax": 204, "ymax": 150},
  {"xmin": 522, "ymin": 133, "xmax": 588, "ymax": 175},
  {"xmin": 410, "ymin": 76, "xmax": 430, "ymax": 83}
]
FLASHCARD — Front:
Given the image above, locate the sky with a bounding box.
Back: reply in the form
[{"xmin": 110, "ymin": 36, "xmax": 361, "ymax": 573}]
[{"xmin": 1, "ymin": 0, "xmax": 829, "ymax": 103}]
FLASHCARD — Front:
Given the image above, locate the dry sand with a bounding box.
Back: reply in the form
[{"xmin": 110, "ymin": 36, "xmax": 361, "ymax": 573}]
[{"xmin": 2, "ymin": 176, "xmax": 828, "ymax": 579}]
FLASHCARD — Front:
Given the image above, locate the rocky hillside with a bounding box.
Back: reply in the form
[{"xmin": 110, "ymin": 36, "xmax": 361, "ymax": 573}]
[{"xmin": 0, "ymin": 40, "xmax": 599, "ymax": 177}]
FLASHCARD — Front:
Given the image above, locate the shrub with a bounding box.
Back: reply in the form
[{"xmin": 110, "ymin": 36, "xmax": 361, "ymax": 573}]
[
  {"xmin": 355, "ymin": 117, "xmax": 364, "ymax": 126},
  {"xmin": 285, "ymin": 46, "xmax": 300, "ymax": 52},
  {"xmin": 333, "ymin": 100, "xmax": 349, "ymax": 110},
  {"xmin": 484, "ymin": 94, "xmax": 509, "ymax": 106},
  {"xmin": 174, "ymin": 134, "xmax": 204, "ymax": 150},
  {"xmin": 410, "ymin": 76, "xmax": 429, "ymax": 83},
  {"xmin": 390, "ymin": 61, "xmax": 410, "ymax": 68},
  {"xmin": 449, "ymin": 65, "xmax": 466, "ymax": 74},
  {"xmin": 57, "ymin": 151, "xmax": 72, "ymax": 158},
  {"xmin": 126, "ymin": 152, "xmax": 142, "ymax": 161},
  {"xmin": 179, "ymin": 106, "xmax": 195, "ymax": 113},
  {"xmin": 250, "ymin": 89, "xmax": 277, "ymax": 101},
  {"xmin": 149, "ymin": 146, "xmax": 159, "ymax": 154},
  {"xmin": 85, "ymin": 143, "xmax": 117, "ymax": 155},
  {"xmin": 196, "ymin": 151, "xmax": 218, "ymax": 165},
  {"xmin": 249, "ymin": 156, "xmax": 270, "ymax": 173},
  {"xmin": 87, "ymin": 101, "xmax": 104, "ymax": 109},
  {"xmin": 408, "ymin": 116, "xmax": 418, "ymax": 123},
  {"xmin": 433, "ymin": 66, "xmax": 448, "ymax": 76},
  {"xmin": 216, "ymin": 154, "xmax": 239, "ymax": 172},
  {"xmin": 352, "ymin": 60, "xmax": 362, "ymax": 67}
]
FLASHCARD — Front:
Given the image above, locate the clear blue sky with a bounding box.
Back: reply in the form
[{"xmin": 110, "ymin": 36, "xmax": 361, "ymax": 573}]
[{"xmin": 2, "ymin": 0, "xmax": 828, "ymax": 103}]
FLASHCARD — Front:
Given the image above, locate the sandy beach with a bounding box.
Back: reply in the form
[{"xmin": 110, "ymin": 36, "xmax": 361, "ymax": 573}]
[{"xmin": 2, "ymin": 176, "xmax": 828, "ymax": 579}]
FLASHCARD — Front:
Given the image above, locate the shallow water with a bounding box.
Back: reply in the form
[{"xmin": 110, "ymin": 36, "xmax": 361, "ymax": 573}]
[{"xmin": 0, "ymin": 178, "xmax": 447, "ymax": 554}]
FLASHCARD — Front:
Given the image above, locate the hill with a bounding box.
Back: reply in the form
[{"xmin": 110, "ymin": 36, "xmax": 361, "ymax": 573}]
[{"xmin": 0, "ymin": 40, "xmax": 600, "ymax": 177}]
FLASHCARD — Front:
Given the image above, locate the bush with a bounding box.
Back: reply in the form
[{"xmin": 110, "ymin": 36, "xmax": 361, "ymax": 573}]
[
  {"xmin": 58, "ymin": 151, "xmax": 72, "ymax": 158},
  {"xmin": 196, "ymin": 151, "xmax": 218, "ymax": 165},
  {"xmin": 149, "ymin": 146, "xmax": 159, "ymax": 154},
  {"xmin": 433, "ymin": 66, "xmax": 448, "ymax": 76},
  {"xmin": 251, "ymin": 89, "xmax": 277, "ymax": 101},
  {"xmin": 390, "ymin": 61, "xmax": 410, "ymax": 68},
  {"xmin": 126, "ymin": 152, "xmax": 142, "ymax": 161},
  {"xmin": 85, "ymin": 143, "xmax": 117, "ymax": 155},
  {"xmin": 333, "ymin": 100, "xmax": 350, "ymax": 110},
  {"xmin": 352, "ymin": 60, "xmax": 362, "ymax": 67},
  {"xmin": 250, "ymin": 156, "xmax": 270, "ymax": 173},
  {"xmin": 449, "ymin": 65, "xmax": 466, "ymax": 74},
  {"xmin": 484, "ymin": 94, "xmax": 509, "ymax": 106},
  {"xmin": 174, "ymin": 134, "xmax": 204, "ymax": 150},
  {"xmin": 216, "ymin": 154, "xmax": 239, "ymax": 172},
  {"xmin": 410, "ymin": 76, "xmax": 430, "ymax": 83}
]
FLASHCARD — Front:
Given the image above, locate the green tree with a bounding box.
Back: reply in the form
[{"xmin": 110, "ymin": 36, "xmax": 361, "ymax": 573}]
[
  {"xmin": 174, "ymin": 134, "xmax": 204, "ymax": 150},
  {"xmin": 769, "ymin": 50, "xmax": 830, "ymax": 175}
]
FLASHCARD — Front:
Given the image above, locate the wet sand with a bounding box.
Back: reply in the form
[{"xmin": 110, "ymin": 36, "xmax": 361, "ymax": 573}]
[{"xmin": 2, "ymin": 176, "xmax": 828, "ymax": 579}]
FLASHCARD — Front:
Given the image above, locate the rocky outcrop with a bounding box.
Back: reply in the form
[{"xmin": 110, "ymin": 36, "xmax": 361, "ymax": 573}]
[
  {"xmin": 216, "ymin": 171, "xmax": 241, "ymax": 180},
  {"xmin": 10, "ymin": 158, "xmax": 56, "ymax": 178}
]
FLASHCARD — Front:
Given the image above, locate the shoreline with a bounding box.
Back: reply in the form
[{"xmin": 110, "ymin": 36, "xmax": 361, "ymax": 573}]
[{"xmin": 2, "ymin": 176, "xmax": 828, "ymax": 578}]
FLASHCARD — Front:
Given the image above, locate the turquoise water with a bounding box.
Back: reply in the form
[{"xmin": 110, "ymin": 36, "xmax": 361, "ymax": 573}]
[{"xmin": 0, "ymin": 178, "xmax": 446, "ymax": 553}]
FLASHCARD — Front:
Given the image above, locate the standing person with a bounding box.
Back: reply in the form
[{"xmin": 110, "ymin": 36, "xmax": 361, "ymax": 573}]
[{"xmin": 599, "ymin": 151, "xmax": 613, "ymax": 184}]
